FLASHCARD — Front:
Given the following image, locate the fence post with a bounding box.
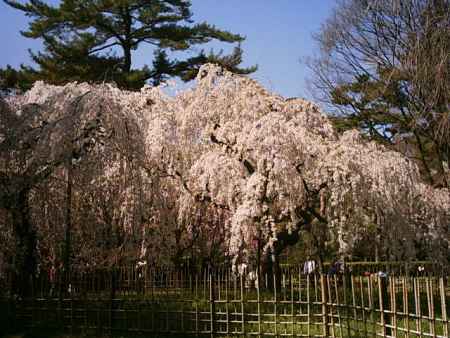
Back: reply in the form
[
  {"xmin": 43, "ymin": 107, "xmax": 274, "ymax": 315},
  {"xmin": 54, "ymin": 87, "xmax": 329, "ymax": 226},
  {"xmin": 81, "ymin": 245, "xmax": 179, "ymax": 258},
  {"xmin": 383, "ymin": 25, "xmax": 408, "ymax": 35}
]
[
  {"xmin": 240, "ymin": 274, "xmax": 245, "ymax": 336},
  {"xmin": 209, "ymin": 271, "xmax": 216, "ymax": 338},
  {"xmin": 439, "ymin": 277, "xmax": 448, "ymax": 338},
  {"xmin": 327, "ymin": 275, "xmax": 336, "ymax": 337},
  {"xmin": 414, "ymin": 277, "xmax": 422, "ymax": 336},
  {"xmin": 320, "ymin": 274, "xmax": 330, "ymax": 337},
  {"xmin": 307, "ymin": 274, "xmax": 311, "ymax": 337},
  {"xmin": 257, "ymin": 275, "xmax": 261, "ymax": 337},
  {"xmin": 426, "ymin": 277, "xmax": 436, "ymax": 338},
  {"xmin": 402, "ymin": 277, "xmax": 410, "ymax": 338},
  {"xmin": 378, "ymin": 275, "xmax": 391, "ymax": 338},
  {"xmin": 109, "ymin": 268, "xmax": 117, "ymax": 337},
  {"xmin": 274, "ymin": 272, "xmax": 278, "ymax": 337},
  {"xmin": 341, "ymin": 273, "xmax": 348, "ymax": 337},
  {"xmin": 390, "ymin": 277, "xmax": 397, "ymax": 338},
  {"xmin": 225, "ymin": 271, "xmax": 230, "ymax": 336},
  {"xmin": 290, "ymin": 271, "xmax": 294, "ymax": 337},
  {"xmin": 195, "ymin": 272, "xmax": 199, "ymax": 336}
]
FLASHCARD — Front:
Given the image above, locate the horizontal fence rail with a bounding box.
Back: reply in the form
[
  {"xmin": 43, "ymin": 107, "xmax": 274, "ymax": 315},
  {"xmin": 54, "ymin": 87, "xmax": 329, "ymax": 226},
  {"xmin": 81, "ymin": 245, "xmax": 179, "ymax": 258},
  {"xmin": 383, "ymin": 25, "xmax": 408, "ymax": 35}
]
[{"xmin": 1, "ymin": 266, "xmax": 449, "ymax": 337}]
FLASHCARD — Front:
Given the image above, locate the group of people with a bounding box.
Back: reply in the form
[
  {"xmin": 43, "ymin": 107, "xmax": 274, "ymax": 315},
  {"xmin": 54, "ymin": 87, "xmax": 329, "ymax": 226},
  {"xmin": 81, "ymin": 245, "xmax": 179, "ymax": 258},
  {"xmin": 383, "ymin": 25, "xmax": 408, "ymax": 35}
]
[{"xmin": 302, "ymin": 257, "xmax": 346, "ymax": 275}]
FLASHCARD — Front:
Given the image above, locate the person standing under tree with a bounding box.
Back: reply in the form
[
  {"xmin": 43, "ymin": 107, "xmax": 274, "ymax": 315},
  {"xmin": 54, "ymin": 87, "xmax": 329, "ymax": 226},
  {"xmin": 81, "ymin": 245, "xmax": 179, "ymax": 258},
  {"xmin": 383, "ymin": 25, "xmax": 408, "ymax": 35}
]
[{"xmin": 303, "ymin": 256, "xmax": 316, "ymax": 274}]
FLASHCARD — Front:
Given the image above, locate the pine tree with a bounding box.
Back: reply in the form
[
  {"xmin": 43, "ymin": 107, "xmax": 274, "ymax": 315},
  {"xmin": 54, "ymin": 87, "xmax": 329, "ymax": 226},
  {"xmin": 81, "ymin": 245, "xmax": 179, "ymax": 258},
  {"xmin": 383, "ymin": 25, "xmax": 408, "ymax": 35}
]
[{"xmin": 3, "ymin": 0, "xmax": 256, "ymax": 90}]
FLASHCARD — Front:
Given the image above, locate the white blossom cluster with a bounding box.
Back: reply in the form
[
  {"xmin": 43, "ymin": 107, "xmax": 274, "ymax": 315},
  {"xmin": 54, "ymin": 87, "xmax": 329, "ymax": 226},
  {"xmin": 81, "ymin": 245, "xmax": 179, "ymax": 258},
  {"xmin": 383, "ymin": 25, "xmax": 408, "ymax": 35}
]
[{"xmin": 7, "ymin": 64, "xmax": 449, "ymax": 267}]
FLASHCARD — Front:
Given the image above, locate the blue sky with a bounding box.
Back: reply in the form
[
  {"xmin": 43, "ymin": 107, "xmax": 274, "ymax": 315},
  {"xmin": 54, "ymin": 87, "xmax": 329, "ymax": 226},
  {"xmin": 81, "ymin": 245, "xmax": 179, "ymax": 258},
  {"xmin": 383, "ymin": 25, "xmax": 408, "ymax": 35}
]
[{"xmin": 0, "ymin": 1, "xmax": 335, "ymax": 98}]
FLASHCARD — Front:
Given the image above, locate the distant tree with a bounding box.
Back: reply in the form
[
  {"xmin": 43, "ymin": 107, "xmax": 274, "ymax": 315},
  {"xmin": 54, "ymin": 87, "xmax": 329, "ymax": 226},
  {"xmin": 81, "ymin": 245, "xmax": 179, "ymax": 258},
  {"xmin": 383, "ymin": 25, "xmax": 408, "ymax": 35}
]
[
  {"xmin": 309, "ymin": 0, "xmax": 450, "ymax": 187},
  {"xmin": 2, "ymin": 0, "xmax": 256, "ymax": 90},
  {"xmin": 0, "ymin": 83, "xmax": 136, "ymax": 295}
]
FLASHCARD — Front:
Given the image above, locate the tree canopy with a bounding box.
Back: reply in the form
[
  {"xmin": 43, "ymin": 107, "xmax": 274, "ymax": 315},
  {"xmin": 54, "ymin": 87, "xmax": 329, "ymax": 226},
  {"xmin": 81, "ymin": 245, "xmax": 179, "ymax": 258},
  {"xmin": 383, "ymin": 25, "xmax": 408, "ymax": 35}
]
[
  {"xmin": 1, "ymin": 65, "xmax": 448, "ymax": 289},
  {"xmin": 309, "ymin": 0, "xmax": 450, "ymax": 188},
  {"xmin": 2, "ymin": 0, "xmax": 256, "ymax": 90}
]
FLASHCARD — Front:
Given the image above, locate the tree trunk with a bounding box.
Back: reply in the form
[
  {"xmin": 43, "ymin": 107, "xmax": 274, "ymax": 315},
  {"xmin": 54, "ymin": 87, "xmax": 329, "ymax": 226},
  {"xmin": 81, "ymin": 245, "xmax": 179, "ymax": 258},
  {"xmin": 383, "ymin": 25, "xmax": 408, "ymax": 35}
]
[
  {"xmin": 11, "ymin": 189, "xmax": 37, "ymax": 297},
  {"xmin": 121, "ymin": 6, "xmax": 133, "ymax": 74},
  {"xmin": 63, "ymin": 163, "xmax": 72, "ymax": 296},
  {"xmin": 263, "ymin": 253, "xmax": 281, "ymax": 292},
  {"xmin": 122, "ymin": 45, "xmax": 132, "ymax": 73},
  {"xmin": 413, "ymin": 130, "xmax": 434, "ymax": 185}
]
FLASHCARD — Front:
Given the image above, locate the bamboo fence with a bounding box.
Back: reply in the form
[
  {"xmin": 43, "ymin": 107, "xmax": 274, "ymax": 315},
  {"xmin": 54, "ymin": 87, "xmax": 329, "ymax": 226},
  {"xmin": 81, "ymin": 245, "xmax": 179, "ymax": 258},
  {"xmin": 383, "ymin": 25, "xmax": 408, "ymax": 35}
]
[{"xmin": 1, "ymin": 266, "xmax": 449, "ymax": 337}]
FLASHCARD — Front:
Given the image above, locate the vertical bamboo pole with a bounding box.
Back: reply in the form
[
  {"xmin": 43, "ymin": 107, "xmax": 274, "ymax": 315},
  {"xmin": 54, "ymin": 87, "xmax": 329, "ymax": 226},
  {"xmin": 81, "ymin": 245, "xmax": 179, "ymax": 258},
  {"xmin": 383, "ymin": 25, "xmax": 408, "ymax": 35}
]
[
  {"xmin": 414, "ymin": 277, "xmax": 422, "ymax": 337},
  {"xmin": 334, "ymin": 274, "xmax": 344, "ymax": 338},
  {"xmin": 109, "ymin": 269, "xmax": 113, "ymax": 337},
  {"xmin": 233, "ymin": 272, "xmax": 237, "ymax": 335},
  {"xmin": 298, "ymin": 269, "xmax": 302, "ymax": 312},
  {"xmin": 439, "ymin": 277, "xmax": 448, "ymax": 338},
  {"xmin": 307, "ymin": 274, "xmax": 311, "ymax": 337},
  {"xmin": 320, "ymin": 274, "xmax": 329, "ymax": 338},
  {"xmin": 391, "ymin": 277, "xmax": 397, "ymax": 338},
  {"xmin": 204, "ymin": 269, "xmax": 206, "ymax": 301},
  {"xmin": 209, "ymin": 272, "xmax": 215, "ymax": 338},
  {"xmin": 274, "ymin": 272, "xmax": 278, "ymax": 337},
  {"xmin": 403, "ymin": 277, "xmax": 410, "ymax": 338},
  {"xmin": 181, "ymin": 269, "xmax": 184, "ymax": 334},
  {"xmin": 290, "ymin": 271, "xmax": 294, "ymax": 337},
  {"xmin": 226, "ymin": 272, "xmax": 230, "ymax": 336},
  {"xmin": 360, "ymin": 276, "xmax": 368, "ymax": 338},
  {"xmin": 327, "ymin": 275, "xmax": 335, "ymax": 338},
  {"xmin": 70, "ymin": 283, "xmax": 74, "ymax": 337},
  {"xmin": 137, "ymin": 293, "xmax": 141, "ymax": 334},
  {"xmin": 151, "ymin": 268, "xmax": 155, "ymax": 333},
  {"xmin": 241, "ymin": 275, "xmax": 245, "ymax": 336},
  {"xmin": 378, "ymin": 276, "xmax": 386, "ymax": 338},
  {"xmin": 195, "ymin": 273, "xmax": 199, "ymax": 336},
  {"xmin": 368, "ymin": 276, "xmax": 376, "ymax": 338},
  {"xmin": 427, "ymin": 277, "xmax": 436, "ymax": 338},
  {"xmin": 96, "ymin": 273, "xmax": 101, "ymax": 335},
  {"xmin": 257, "ymin": 273, "xmax": 261, "ymax": 338},
  {"xmin": 217, "ymin": 269, "xmax": 221, "ymax": 301},
  {"xmin": 314, "ymin": 273, "xmax": 318, "ymax": 302},
  {"xmin": 432, "ymin": 278, "xmax": 438, "ymax": 338},
  {"xmin": 351, "ymin": 275, "xmax": 357, "ymax": 321},
  {"xmin": 282, "ymin": 270, "xmax": 287, "ymax": 337},
  {"xmin": 234, "ymin": 271, "xmax": 237, "ymax": 300}
]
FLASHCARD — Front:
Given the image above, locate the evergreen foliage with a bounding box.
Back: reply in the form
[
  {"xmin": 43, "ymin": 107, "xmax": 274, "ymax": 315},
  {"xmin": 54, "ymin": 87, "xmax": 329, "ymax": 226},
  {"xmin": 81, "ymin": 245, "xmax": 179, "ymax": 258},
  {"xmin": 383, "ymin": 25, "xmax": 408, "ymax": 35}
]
[
  {"xmin": 310, "ymin": 0, "xmax": 450, "ymax": 187},
  {"xmin": 2, "ymin": 0, "xmax": 256, "ymax": 89}
]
